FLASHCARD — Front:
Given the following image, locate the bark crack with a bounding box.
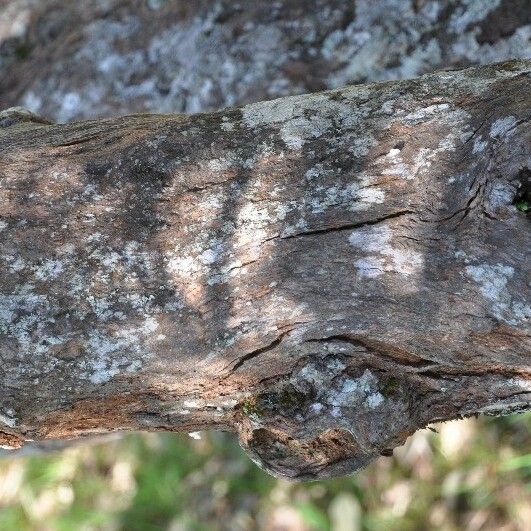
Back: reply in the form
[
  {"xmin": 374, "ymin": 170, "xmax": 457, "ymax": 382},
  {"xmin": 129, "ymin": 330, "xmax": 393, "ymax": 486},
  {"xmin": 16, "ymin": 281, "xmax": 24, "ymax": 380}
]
[
  {"xmin": 222, "ymin": 328, "xmax": 293, "ymax": 376},
  {"xmin": 304, "ymin": 334, "xmax": 438, "ymax": 370},
  {"xmin": 280, "ymin": 210, "xmax": 414, "ymax": 239}
]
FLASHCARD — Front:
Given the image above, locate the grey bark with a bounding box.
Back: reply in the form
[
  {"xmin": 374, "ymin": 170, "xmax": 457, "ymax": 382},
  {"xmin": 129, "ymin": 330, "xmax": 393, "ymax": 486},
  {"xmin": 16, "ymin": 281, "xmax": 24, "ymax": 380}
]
[
  {"xmin": 0, "ymin": 60, "xmax": 530, "ymax": 480},
  {"xmin": 1, "ymin": 0, "xmax": 530, "ymax": 121}
]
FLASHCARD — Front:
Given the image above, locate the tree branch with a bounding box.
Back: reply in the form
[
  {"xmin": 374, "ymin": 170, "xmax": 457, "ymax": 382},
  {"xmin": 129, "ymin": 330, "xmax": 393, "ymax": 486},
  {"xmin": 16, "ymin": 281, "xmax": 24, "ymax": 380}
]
[{"xmin": 0, "ymin": 60, "xmax": 530, "ymax": 479}]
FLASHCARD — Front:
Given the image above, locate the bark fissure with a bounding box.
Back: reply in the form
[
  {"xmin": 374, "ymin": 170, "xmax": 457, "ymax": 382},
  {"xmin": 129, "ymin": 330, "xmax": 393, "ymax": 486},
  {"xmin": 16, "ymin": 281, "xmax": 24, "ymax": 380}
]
[
  {"xmin": 280, "ymin": 210, "xmax": 415, "ymax": 239},
  {"xmin": 223, "ymin": 329, "xmax": 293, "ymax": 376},
  {"xmin": 304, "ymin": 334, "xmax": 440, "ymax": 371}
]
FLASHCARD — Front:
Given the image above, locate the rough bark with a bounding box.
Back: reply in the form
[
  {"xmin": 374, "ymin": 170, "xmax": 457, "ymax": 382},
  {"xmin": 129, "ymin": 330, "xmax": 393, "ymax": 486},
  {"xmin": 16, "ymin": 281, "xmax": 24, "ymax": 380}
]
[
  {"xmin": 1, "ymin": 0, "xmax": 530, "ymax": 122},
  {"xmin": 0, "ymin": 60, "xmax": 530, "ymax": 480}
]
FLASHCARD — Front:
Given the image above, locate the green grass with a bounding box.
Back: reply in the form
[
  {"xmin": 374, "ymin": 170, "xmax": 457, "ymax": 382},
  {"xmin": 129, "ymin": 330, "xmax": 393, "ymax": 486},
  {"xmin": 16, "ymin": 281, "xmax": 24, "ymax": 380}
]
[{"xmin": 0, "ymin": 414, "xmax": 529, "ymax": 530}]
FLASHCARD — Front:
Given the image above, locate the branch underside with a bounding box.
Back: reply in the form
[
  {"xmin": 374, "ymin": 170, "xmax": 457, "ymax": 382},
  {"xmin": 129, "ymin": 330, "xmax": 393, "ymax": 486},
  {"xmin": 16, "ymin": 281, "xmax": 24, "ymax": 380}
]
[{"xmin": 0, "ymin": 60, "xmax": 530, "ymax": 479}]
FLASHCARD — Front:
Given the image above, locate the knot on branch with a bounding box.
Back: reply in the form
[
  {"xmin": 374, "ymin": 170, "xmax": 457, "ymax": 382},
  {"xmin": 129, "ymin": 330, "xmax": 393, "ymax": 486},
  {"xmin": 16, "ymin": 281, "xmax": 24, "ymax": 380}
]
[
  {"xmin": 236, "ymin": 354, "xmax": 420, "ymax": 480},
  {"xmin": 239, "ymin": 425, "xmax": 371, "ymax": 481}
]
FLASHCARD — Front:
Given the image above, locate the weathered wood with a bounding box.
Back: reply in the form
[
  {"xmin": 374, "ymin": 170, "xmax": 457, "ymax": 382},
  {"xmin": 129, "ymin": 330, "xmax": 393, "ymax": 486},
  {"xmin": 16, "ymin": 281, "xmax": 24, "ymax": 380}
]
[{"xmin": 0, "ymin": 60, "xmax": 530, "ymax": 479}]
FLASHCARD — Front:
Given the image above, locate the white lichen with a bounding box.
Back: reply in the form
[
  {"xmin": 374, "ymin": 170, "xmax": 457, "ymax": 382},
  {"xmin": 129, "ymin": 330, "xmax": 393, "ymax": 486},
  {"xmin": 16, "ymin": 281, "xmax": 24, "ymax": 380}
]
[
  {"xmin": 0, "ymin": 410, "xmax": 17, "ymax": 428},
  {"xmin": 381, "ymin": 130, "xmax": 462, "ymax": 180},
  {"xmin": 242, "ymin": 91, "xmax": 367, "ymax": 151},
  {"xmin": 490, "ymin": 116, "xmax": 517, "ymax": 138},
  {"xmin": 465, "ymin": 263, "xmax": 514, "ymax": 302},
  {"xmin": 34, "ymin": 259, "xmax": 64, "ymax": 280},
  {"xmin": 365, "ymin": 392, "xmax": 385, "ymax": 408},
  {"xmin": 465, "ymin": 262, "xmax": 530, "ymax": 324},
  {"xmin": 328, "ymin": 370, "xmax": 385, "ymax": 410},
  {"xmin": 472, "ymin": 136, "xmax": 488, "ymax": 154},
  {"xmin": 348, "ymin": 224, "xmax": 423, "ymax": 278},
  {"xmin": 354, "ymin": 256, "xmax": 386, "ymax": 278}
]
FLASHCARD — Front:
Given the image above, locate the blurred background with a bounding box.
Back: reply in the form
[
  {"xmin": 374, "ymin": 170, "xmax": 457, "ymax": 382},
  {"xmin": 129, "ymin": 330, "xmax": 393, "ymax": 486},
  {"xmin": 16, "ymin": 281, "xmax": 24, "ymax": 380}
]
[
  {"xmin": 0, "ymin": 415, "xmax": 530, "ymax": 530},
  {"xmin": 1, "ymin": 1, "xmax": 530, "ymax": 529}
]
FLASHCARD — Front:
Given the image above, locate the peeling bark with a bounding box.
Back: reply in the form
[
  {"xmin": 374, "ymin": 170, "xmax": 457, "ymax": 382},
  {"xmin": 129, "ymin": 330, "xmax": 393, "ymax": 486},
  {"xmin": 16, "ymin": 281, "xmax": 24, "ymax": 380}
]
[{"xmin": 0, "ymin": 60, "xmax": 530, "ymax": 479}]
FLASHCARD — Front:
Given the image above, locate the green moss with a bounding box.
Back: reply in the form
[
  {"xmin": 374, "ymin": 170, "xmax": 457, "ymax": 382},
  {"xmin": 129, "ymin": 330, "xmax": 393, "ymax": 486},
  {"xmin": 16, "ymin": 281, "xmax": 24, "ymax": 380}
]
[
  {"xmin": 14, "ymin": 42, "xmax": 31, "ymax": 60},
  {"xmin": 515, "ymin": 199, "xmax": 530, "ymax": 213},
  {"xmin": 242, "ymin": 397, "xmax": 263, "ymax": 418},
  {"xmin": 242, "ymin": 385, "xmax": 308, "ymax": 418},
  {"xmin": 278, "ymin": 385, "xmax": 307, "ymax": 410},
  {"xmin": 381, "ymin": 377, "xmax": 399, "ymax": 396}
]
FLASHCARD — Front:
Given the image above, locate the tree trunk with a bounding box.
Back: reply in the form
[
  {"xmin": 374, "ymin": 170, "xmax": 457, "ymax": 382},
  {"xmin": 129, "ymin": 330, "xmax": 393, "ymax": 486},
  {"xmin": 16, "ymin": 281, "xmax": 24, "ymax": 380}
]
[{"xmin": 0, "ymin": 60, "xmax": 530, "ymax": 480}]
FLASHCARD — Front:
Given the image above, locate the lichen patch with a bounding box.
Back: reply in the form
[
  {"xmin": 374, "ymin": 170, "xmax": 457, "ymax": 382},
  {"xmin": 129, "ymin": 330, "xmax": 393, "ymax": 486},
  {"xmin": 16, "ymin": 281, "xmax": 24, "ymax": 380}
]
[
  {"xmin": 348, "ymin": 224, "xmax": 423, "ymax": 279},
  {"xmin": 242, "ymin": 91, "xmax": 368, "ymax": 151},
  {"xmin": 465, "ymin": 263, "xmax": 530, "ymax": 324},
  {"xmin": 490, "ymin": 116, "xmax": 517, "ymax": 138}
]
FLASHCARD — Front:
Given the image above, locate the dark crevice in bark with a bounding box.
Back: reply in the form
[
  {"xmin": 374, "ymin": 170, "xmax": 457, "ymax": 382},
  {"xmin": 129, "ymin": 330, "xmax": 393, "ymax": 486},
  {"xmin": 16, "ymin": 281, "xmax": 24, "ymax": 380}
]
[
  {"xmin": 222, "ymin": 329, "xmax": 293, "ymax": 376},
  {"xmin": 280, "ymin": 210, "xmax": 415, "ymax": 239},
  {"xmin": 304, "ymin": 334, "xmax": 438, "ymax": 369},
  {"xmin": 420, "ymin": 183, "xmax": 484, "ymax": 224},
  {"xmin": 462, "ymin": 112, "xmax": 495, "ymax": 145},
  {"xmin": 181, "ymin": 178, "xmax": 236, "ymax": 195},
  {"xmin": 304, "ymin": 335, "xmax": 531, "ymax": 379},
  {"xmin": 52, "ymin": 134, "xmax": 102, "ymax": 147}
]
